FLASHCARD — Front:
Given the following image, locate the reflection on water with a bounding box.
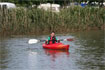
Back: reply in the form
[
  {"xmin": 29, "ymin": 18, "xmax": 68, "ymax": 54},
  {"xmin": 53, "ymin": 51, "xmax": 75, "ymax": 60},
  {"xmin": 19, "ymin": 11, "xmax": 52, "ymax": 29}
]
[
  {"xmin": 0, "ymin": 41, "xmax": 9, "ymax": 69},
  {"xmin": 44, "ymin": 49, "xmax": 70, "ymax": 61},
  {"xmin": 0, "ymin": 30, "xmax": 104, "ymax": 70},
  {"xmin": 74, "ymin": 30, "xmax": 105, "ymax": 70}
]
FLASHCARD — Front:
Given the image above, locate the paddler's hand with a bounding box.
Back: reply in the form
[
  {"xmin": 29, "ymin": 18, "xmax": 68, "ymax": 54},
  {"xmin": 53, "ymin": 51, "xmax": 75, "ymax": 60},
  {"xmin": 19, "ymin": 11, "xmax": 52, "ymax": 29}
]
[
  {"xmin": 45, "ymin": 40, "xmax": 48, "ymax": 44},
  {"xmin": 57, "ymin": 40, "xmax": 60, "ymax": 43}
]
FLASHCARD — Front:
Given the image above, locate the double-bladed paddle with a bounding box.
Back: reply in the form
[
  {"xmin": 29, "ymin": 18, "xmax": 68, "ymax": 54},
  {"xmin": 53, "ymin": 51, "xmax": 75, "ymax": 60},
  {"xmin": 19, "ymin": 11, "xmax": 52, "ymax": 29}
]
[{"xmin": 28, "ymin": 38, "xmax": 74, "ymax": 44}]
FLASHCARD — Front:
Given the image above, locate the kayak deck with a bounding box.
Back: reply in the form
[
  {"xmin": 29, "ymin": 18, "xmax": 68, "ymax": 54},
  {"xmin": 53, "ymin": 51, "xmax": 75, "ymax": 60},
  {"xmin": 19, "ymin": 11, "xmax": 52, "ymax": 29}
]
[{"xmin": 42, "ymin": 43, "xmax": 69, "ymax": 50}]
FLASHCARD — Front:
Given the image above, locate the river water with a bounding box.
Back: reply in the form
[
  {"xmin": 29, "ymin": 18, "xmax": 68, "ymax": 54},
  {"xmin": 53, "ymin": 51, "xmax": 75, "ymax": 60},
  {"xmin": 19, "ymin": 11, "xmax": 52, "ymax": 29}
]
[{"xmin": 0, "ymin": 30, "xmax": 105, "ymax": 70}]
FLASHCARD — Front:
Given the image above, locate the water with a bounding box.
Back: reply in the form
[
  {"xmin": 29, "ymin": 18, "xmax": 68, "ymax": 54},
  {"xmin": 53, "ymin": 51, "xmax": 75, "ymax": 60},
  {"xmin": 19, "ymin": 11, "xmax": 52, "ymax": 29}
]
[{"xmin": 0, "ymin": 30, "xmax": 105, "ymax": 70}]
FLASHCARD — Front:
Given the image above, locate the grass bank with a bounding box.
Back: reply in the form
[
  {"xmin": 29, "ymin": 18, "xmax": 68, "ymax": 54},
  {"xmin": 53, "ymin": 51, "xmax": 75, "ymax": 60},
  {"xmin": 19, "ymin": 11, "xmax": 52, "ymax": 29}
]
[{"xmin": 0, "ymin": 7, "xmax": 105, "ymax": 36}]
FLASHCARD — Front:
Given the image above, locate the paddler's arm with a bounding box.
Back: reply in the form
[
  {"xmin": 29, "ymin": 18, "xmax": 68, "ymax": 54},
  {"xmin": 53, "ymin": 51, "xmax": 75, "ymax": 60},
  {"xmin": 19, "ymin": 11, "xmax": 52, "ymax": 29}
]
[
  {"xmin": 55, "ymin": 37, "xmax": 58, "ymax": 42},
  {"xmin": 55, "ymin": 37, "xmax": 60, "ymax": 43},
  {"xmin": 48, "ymin": 37, "xmax": 50, "ymax": 41},
  {"xmin": 46, "ymin": 37, "xmax": 50, "ymax": 44}
]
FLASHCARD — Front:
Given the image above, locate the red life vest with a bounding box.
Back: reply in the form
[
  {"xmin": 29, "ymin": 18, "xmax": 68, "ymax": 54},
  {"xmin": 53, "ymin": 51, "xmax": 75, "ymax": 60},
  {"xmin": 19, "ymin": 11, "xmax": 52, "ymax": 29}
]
[{"xmin": 49, "ymin": 36, "xmax": 57, "ymax": 44}]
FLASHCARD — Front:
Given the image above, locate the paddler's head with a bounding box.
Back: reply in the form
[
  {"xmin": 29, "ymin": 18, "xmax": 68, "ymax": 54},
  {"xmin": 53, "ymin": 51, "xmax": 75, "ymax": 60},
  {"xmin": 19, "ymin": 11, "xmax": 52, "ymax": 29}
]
[{"xmin": 51, "ymin": 31, "xmax": 55, "ymax": 37}]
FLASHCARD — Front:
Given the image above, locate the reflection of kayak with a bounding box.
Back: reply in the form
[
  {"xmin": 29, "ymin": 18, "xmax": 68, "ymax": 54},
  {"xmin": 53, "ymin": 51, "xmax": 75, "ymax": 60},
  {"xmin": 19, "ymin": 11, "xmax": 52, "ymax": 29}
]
[
  {"xmin": 44, "ymin": 49, "xmax": 70, "ymax": 55},
  {"xmin": 44, "ymin": 49, "xmax": 70, "ymax": 61},
  {"xmin": 42, "ymin": 43, "xmax": 69, "ymax": 50}
]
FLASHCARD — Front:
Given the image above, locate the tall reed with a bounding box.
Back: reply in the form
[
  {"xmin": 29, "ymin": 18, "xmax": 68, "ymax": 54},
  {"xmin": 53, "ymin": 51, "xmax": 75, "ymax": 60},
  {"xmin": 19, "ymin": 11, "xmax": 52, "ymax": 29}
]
[{"xmin": 0, "ymin": 6, "xmax": 105, "ymax": 35}]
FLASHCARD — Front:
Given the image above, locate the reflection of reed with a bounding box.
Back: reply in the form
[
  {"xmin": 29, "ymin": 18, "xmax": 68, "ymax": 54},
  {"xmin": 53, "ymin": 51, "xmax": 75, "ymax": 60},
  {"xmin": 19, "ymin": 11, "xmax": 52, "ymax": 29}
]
[
  {"xmin": 0, "ymin": 42, "xmax": 9, "ymax": 69},
  {"xmin": 75, "ymin": 31, "xmax": 105, "ymax": 70}
]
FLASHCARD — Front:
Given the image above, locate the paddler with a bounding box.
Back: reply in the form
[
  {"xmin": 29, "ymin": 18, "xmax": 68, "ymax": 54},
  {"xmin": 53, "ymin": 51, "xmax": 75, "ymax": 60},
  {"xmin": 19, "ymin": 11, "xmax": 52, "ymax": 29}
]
[{"xmin": 45, "ymin": 31, "xmax": 60, "ymax": 44}]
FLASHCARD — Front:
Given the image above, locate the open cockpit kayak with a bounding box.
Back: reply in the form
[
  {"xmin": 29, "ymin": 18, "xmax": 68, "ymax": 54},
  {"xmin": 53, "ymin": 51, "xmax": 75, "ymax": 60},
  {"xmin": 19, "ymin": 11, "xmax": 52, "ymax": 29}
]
[{"xmin": 42, "ymin": 43, "xmax": 69, "ymax": 50}]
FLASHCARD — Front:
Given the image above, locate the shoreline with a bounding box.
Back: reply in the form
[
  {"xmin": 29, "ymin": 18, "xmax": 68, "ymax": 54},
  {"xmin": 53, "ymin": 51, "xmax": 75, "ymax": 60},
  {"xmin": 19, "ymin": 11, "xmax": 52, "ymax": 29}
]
[{"xmin": 0, "ymin": 29, "xmax": 104, "ymax": 38}]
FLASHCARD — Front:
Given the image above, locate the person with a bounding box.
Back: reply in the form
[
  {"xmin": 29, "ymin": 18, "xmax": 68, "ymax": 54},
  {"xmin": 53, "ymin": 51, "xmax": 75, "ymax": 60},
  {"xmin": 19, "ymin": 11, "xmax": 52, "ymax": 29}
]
[{"xmin": 45, "ymin": 31, "xmax": 60, "ymax": 44}]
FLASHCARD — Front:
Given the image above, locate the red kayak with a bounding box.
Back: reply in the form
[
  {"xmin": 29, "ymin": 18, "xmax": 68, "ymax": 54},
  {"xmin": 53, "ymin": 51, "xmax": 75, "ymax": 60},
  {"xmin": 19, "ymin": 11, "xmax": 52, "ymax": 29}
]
[{"xmin": 42, "ymin": 43, "xmax": 69, "ymax": 50}]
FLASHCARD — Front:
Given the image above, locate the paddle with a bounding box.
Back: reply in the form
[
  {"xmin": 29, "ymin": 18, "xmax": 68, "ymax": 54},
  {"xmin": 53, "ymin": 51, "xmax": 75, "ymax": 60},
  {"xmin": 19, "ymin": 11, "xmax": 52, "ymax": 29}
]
[{"xmin": 28, "ymin": 38, "xmax": 74, "ymax": 44}]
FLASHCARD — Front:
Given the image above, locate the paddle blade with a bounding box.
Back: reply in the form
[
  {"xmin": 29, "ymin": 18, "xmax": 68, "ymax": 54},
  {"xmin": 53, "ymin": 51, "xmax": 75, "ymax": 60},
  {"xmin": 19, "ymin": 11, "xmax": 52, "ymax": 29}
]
[
  {"xmin": 28, "ymin": 39, "xmax": 39, "ymax": 44},
  {"xmin": 66, "ymin": 38, "xmax": 74, "ymax": 41}
]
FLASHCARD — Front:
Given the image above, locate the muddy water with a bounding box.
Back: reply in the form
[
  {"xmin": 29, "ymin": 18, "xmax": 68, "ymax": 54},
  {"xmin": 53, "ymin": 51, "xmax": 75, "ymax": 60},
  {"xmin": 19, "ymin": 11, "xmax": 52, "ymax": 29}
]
[{"xmin": 0, "ymin": 30, "xmax": 104, "ymax": 70}]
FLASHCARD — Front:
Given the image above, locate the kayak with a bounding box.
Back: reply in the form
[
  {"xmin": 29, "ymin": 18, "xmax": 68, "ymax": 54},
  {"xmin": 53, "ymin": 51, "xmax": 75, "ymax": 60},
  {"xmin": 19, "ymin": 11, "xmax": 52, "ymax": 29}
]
[{"xmin": 42, "ymin": 43, "xmax": 69, "ymax": 50}]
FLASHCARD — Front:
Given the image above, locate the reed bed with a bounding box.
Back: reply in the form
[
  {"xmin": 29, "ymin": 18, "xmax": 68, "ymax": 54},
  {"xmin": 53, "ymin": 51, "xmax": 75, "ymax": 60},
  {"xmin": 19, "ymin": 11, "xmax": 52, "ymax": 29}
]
[{"xmin": 0, "ymin": 6, "xmax": 105, "ymax": 35}]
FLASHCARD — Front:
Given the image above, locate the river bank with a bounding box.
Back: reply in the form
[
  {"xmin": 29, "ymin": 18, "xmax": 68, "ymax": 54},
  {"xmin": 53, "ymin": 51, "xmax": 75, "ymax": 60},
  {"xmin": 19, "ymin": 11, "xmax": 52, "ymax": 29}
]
[{"xmin": 0, "ymin": 7, "xmax": 105, "ymax": 36}]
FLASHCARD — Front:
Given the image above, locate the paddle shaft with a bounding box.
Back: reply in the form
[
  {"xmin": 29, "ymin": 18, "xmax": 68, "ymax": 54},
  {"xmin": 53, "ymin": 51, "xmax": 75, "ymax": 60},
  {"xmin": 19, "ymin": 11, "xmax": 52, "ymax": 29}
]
[
  {"xmin": 39, "ymin": 39, "xmax": 72, "ymax": 42},
  {"xmin": 28, "ymin": 38, "xmax": 74, "ymax": 44}
]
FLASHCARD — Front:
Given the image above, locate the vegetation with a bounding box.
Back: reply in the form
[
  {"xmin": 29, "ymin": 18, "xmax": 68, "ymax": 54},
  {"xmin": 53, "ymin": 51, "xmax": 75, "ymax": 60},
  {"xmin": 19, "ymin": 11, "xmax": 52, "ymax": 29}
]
[
  {"xmin": 0, "ymin": 6, "xmax": 104, "ymax": 36},
  {"xmin": 0, "ymin": 0, "xmax": 104, "ymax": 7}
]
